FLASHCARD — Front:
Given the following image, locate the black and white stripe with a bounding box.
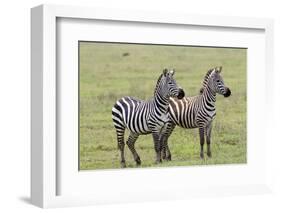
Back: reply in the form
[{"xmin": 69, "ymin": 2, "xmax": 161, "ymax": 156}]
[
  {"xmin": 160, "ymin": 67, "xmax": 231, "ymax": 160},
  {"xmin": 112, "ymin": 69, "xmax": 185, "ymax": 168}
]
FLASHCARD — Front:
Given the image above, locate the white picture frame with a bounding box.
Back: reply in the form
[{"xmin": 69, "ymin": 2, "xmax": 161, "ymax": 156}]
[{"xmin": 31, "ymin": 4, "xmax": 274, "ymax": 208}]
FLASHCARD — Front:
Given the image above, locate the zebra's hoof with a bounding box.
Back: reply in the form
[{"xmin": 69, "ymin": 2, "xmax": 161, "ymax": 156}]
[
  {"xmin": 121, "ymin": 161, "xmax": 126, "ymax": 168},
  {"xmin": 166, "ymin": 155, "xmax": 172, "ymax": 161},
  {"xmin": 135, "ymin": 157, "xmax": 141, "ymax": 166},
  {"xmin": 136, "ymin": 162, "xmax": 141, "ymax": 167},
  {"xmin": 200, "ymin": 153, "xmax": 204, "ymax": 159},
  {"xmin": 207, "ymin": 152, "xmax": 212, "ymax": 158},
  {"xmin": 155, "ymin": 159, "xmax": 162, "ymax": 164}
]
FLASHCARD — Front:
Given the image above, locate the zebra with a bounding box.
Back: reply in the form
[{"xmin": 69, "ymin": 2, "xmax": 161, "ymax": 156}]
[
  {"xmin": 112, "ymin": 68, "xmax": 185, "ymax": 168},
  {"xmin": 160, "ymin": 66, "xmax": 231, "ymax": 160}
]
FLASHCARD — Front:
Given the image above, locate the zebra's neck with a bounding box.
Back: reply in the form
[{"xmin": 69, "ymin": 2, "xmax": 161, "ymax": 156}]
[
  {"xmin": 153, "ymin": 88, "xmax": 170, "ymax": 114},
  {"xmin": 201, "ymin": 84, "xmax": 216, "ymax": 108}
]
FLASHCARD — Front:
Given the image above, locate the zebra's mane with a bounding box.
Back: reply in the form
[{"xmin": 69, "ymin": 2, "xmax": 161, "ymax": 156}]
[
  {"xmin": 199, "ymin": 68, "xmax": 215, "ymax": 94},
  {"xmin": 154, "ymin": 73, "xmax": 164, "ymax": 96}
]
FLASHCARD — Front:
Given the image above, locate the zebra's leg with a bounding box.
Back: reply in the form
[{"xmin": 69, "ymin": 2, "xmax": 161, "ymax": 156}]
[
  {"xmin": 159, "ymin": 124, "xmax": 168, "ymax": 160},
  {"xmin": 199, "ymin": 127, "xmax": 205, "ymax": 159},
  {"xmin": 152, "ymin": 131, "xmax": 162, "ymax": 164},
  {"xmin": 161, "ymin": 139, "xmax": 167, "ymax": 160},
  {"xmin": 165, "ymin": 124, "xmax": 176, "ymax": 161},
  {"xmin": 162, "ymin": 136, "xmax": 171, "ymax": 161},
  {"xmin": 206, "ymin": 121, "xmax": 213, "ymax": 157},
  {"xmin": 160, "ymin": 122, "xmax": 175, "ymax": 161},
  {"xmin": 165, "ymin": 140, "xmax": 172, "ymax": 161},
  {"xmin": 115, "ymin": 127, "xmax": 126, "ymax": 168},
  {"xmin": 126, "ymin": 133, "xmax": 141, "ymax": 166}
]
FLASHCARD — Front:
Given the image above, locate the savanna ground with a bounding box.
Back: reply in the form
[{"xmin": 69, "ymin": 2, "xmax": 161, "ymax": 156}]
[{"xmin": 79, "ymin": 42, "xmax": 247, "ymax": 170}]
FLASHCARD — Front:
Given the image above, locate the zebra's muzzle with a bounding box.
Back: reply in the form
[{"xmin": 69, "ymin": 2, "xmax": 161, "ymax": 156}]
[
  {"xmin": 177, "ymin": 88, "xmax": 185, "ymax": 99},
  {"xmin": 224, "ymin": 87, "xmax": 231, "ymax": 97}
]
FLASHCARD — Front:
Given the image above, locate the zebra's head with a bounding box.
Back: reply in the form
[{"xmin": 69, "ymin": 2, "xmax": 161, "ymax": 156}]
[
  {"xmin": 209, "ymin": 66, "xmax": 231, "ymax": 97},
  {"xmin": 160, "ymin": 68, "xmax": 185, "ymax": 99}
]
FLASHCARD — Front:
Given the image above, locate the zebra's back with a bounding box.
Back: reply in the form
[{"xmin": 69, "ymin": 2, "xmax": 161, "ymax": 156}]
[{"xmin": 112, "ymin": 96, "xmax": 152, "ymax": 134}]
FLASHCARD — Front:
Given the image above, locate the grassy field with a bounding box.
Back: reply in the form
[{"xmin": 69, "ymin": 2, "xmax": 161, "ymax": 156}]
[{"xmin": 79, "ymin": 42, "xmax": 247, "ymax": 170}]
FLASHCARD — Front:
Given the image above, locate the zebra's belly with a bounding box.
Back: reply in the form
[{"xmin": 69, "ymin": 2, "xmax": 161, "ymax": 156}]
[
  {"xmin": 124, "ymin": 118, "xmax": 151, "ymax": 135},
  {"xmin": 170, "ymin": 112, "xmax": 214, "ymax": 129},
  {"xmin": 176, "ymin": 121, "xmax": 198, "ymax": 129},
  {"xmin": 193, "ymin": 114, "xmax": 213, "ymax": 128},
  {"xmin": 126, "ymin": 125, "xmax": 152, "ymax": 135},
  {"xmin": 169, "ymin": 113, "xmax": 198, "ymax": 129}
]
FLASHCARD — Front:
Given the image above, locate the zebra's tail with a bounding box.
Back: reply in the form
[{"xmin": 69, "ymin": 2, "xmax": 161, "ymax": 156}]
[{"xmin": 112, "ymin": 101, "xmax": 126, "ymax": 149}]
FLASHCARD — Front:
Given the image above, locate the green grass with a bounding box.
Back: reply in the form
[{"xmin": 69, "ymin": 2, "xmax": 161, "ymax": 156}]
[{"xmin": 79, "ymin": 42, "xmax": 247, "ymax": 170}]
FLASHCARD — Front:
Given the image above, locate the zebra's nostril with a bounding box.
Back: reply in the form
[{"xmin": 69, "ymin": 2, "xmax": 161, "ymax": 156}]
[
  {"xmin": 177, "ymin": 88, "xmax": 185, "ymax": 99},
  {"xmin": 224, "ymin": 88, "xmax": 231, "ymax": 97}
]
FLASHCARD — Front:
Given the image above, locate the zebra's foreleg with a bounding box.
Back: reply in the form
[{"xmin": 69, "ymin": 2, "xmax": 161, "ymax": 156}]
[
  {"xmin": 159, "ymin": 125, "xmax": 168, "ymax": 160},
  {"xmin": 206, "ymin": 121, "xmax": 213, "ymax": 158},
  {"xmin": 160, "ymin": 122, "xmax": 175, "ymax": 161},
  {"xmin": 152, "ymin": 131, "xmax": 162, "ymax": 164},
  {"xmin": 165, "ymin": 142, "xmax": 172, "ymax": 161},
  {"xmin": 160, "ymin": 136, "xmax": 166, "ymax": 160},
  {"xmin": 126, "ymin": 133, "xmax": 141, "ymax": 166},
  {"xmin": 161, "ymin": 136, "xmax": 171, "ymax": 161},
  {"xmin": 115, "ymin": 128, "xmax": 126, "ymax": 168},
  {"xmin": 199, "ymin": 127, "xmax": 205, "ymax": 159},
  {"xmin": 159, "ymin": 133, "xmax": 167, "ymax": 160}
]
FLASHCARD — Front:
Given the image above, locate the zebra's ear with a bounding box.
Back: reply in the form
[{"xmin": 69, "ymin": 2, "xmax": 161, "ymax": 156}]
[
  {"xmin": 214, "ymin": 67, "xmax": 221, "ymax": 73},
  {"xmin": 217, "ymin": 66, "xmax": 222, "ymax": 73},
  {"xmin": 170, "ymin": 69, "xmax": 175, "ymax": 76},
  {"xmin": 163, "ymin": 68, "xmax": 168, "ymax": 76}
]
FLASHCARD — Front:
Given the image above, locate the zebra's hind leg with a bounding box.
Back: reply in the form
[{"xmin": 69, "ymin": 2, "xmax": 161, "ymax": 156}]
[
  {"xmin": 126, "ymin": 133, "xmax": 141, "ymax": 166},
  {"xmin": 199, "ymin": 127, "xmax": 205, "ymax": 159},
  {"xmin": 206, "ymin": 121, "xmax": 213, "ymax": 158},
  {"xmin": 115, "ymin": 128, "xmax": 126, "ymax": 168}
]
